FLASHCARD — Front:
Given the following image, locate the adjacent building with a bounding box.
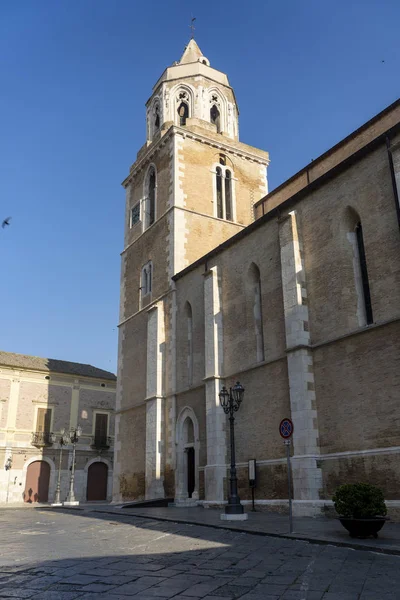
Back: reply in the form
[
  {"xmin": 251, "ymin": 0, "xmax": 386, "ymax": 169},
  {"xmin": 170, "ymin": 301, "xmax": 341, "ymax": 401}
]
[
  {"xmin": 114, "ymin": 39, "xmax": 400, "ymax": 517},
  {"xmin": 0, "ymin": 351, "xmax": 116, "ymax": 504}
]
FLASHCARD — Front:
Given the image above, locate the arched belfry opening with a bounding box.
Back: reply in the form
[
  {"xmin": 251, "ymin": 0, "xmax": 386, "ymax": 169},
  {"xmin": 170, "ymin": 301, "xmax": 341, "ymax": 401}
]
[
  {"xmin": 154, "ymin": 107, "xmax": 160, "ymax": 131},
  {"xmin": 175, "ymin": 407, "xmax": 200, "ymax": 504},
  {"xmin": 178, "ymin": 102, "xmax": 189, "ymax": 126},
  {"xmin": 210, "ymin": 104, "xmax": 221, "ymax": 133}
]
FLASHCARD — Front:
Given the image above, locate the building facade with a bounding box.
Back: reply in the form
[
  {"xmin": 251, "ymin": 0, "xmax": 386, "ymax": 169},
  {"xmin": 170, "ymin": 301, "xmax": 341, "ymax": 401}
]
[
  {"xmin": 0, "ymin": 351, "xmax": 116, "ymax": 504},
  {"xmin": 114, "ymin": 39, "xmax": 400, "ymax": 516}
]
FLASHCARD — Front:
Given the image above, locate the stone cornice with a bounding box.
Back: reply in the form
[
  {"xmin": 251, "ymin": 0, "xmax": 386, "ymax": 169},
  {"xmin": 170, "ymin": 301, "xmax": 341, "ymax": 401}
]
[
  {"xmin": 31, "ymin": 400, "xmax": 59, "ymax": 406},
  {"xmin": 122, "ymin": 130, "xmax": 174, "ymax": 188},
  {"xmin": 122, "ymin": 125, "xmax": 270, "ymax": 188}
]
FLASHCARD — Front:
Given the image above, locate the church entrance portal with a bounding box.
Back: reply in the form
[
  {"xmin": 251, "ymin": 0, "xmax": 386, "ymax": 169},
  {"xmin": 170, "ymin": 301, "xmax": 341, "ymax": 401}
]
[{"xmin": 175, "ymin": 408, "xmax": 199, "ymax": 503}]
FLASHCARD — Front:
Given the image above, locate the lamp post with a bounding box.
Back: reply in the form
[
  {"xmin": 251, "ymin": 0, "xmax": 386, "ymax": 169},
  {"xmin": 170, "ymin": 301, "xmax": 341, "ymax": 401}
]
[
  {"xmin": 64, "ymin": 426, "xmax": 82, "ymax": 506},
  {"xmin": 219, "ymin": 381, "xmax": 247, "ymax": 519},
  {"xmin": 50, "ymin": 429, "xmax": 68, "ymax": 506}
]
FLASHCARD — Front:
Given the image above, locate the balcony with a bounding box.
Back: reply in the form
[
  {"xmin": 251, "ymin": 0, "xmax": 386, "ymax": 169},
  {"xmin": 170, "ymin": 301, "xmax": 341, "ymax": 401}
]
[
  {"xmin": 91, "ymin": 435, "xmax": 111, "ymax": 450},
  {"xmin": 31, "ymin": 431, "xmax": 53, "ymax": 447}
]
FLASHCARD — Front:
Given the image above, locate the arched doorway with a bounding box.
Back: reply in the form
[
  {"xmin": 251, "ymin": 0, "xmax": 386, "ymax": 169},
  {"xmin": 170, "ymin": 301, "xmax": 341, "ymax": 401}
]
[
  {"xmin": 87, "ymin": 462, "xmax": 108, "ymax": 501},
  {"xmin": 24, "ymin": 461, "xmax": 50, "ymax": 503},
  {"xmin": 175, "ymin": 407, "xmax": 200, "ymax": 503}
]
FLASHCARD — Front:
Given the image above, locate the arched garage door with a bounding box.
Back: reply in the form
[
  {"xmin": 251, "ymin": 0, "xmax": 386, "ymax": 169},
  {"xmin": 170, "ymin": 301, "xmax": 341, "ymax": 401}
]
[
  {"xmin": 24, "ymin": 461, "xmax": 50, "ymax": 503},
  {"xmin": 87, "ymin": 462, "xmax": 108, "ymax": 501}
]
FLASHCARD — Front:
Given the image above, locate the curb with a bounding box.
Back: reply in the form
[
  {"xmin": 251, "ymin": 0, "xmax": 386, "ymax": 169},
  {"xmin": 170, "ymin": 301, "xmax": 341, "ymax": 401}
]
[{"xmin": 90, "ymin": 508, "xmax": 400, "ymax": 557}]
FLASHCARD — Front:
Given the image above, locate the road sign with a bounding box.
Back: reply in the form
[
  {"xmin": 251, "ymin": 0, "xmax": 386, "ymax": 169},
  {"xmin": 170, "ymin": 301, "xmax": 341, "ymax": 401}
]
[{"xmin": 279, "ymin": 418, "xmax": 294, "ymax": 439}]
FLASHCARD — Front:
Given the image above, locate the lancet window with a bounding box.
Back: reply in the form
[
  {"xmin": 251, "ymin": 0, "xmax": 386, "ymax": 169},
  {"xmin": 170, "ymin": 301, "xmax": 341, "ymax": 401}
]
[{"xmin": 215, "ymin": 156, "xmax": 234, "ymax": 221}]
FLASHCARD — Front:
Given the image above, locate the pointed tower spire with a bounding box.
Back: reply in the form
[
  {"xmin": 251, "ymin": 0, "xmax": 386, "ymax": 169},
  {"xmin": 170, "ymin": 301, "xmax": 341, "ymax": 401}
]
[{"xmin": 179, "ymin": 39, "xmax": 205, "ymax": 65}]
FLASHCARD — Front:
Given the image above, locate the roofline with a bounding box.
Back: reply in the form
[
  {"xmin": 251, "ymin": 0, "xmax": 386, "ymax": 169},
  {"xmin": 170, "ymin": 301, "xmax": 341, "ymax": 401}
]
[
  {"xmin": 173, "ymin": 119, "xmax": 400, "ymax": 281},
  {"xmin": 254, "ymin": 97, "xmax": 400, "ymax": 209},
  {"xmin": 0, "ymin": 353, "xmax": 117, "ymax": 381},
  {"xmin": 0, "ymin": 362, "xmax": 117, "ymax": 383}
]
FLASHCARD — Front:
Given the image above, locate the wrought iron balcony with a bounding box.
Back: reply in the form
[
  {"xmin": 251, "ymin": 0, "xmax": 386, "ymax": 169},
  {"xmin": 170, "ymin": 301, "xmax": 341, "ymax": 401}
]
[
  {"xmin": 91, "ymin": 435, "xmax": 111, "ymax": 450},
  {"xmin": 31, "ymin": 431, "xmax": 53, "ymax": 447}
]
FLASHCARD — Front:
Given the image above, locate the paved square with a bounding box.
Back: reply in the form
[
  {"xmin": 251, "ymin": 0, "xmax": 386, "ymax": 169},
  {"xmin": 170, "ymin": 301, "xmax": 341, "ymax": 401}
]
[{"xmin": 0, "ymin": 508, "xmax": 399, "ymax": 599}]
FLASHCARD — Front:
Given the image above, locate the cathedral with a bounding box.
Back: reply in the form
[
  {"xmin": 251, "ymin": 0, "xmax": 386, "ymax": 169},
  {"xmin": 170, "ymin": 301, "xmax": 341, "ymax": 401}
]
[{"xmin": 113, "ymin": 39, "xmax": 400, "ymax": 517}]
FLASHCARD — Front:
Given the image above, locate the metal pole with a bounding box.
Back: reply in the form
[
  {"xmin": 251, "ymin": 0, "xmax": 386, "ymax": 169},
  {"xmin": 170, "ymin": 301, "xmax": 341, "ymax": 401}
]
[
  {"xmin": 5, "ymin": 464, "xmax": 11, "ymax": 504},
  {"xmin": 229, "ymin": 413, "xmax": 238, "ymax": 500},
  {"xmin": 66, "ymin": 437, "xmax": 77, "ymax": 503},
  {"xmin": 285, "ymin": 439, "xmax": 293, "ymax": 533},
  {"xmin": 54, "ymin": 444, "xmax": 63, "ymax": 504},
  {"xmin": 251, "ymin": 486, "xmax": 255, "ymax": 512},
  {"xmin": 225, "ymin": 401, "xmax": 243, "ymax": 514}
]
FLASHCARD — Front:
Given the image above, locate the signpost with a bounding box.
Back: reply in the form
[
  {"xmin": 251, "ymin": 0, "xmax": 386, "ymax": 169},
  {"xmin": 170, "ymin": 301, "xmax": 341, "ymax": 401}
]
[
  {"xmin": 248, "ymin": 459, "xmax": 256, "ymax": 511},
  {"xmin": 279, "ymin": 418, "xmax": 294, "ymax": 533}
]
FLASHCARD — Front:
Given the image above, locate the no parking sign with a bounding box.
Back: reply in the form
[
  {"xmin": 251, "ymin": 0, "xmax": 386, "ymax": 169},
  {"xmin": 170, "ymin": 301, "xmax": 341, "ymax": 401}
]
[{"xmin": 279, "ymin": 418, "xmax": 294, "ymax": 439}]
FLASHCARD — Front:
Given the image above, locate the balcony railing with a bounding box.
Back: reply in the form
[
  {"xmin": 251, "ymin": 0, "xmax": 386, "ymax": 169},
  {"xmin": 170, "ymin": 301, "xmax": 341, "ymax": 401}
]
[
  {"xmin": 91, "ymin": 435, "xmax": 111, "ymax": 450},
  {"xmin": 31, "ymin": 431, "xmax": 53, "ymax": 447}
]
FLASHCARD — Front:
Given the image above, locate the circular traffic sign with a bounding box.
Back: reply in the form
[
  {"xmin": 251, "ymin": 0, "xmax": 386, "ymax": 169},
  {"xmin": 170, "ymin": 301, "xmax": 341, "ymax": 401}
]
[{"xmin": 279, "ymin": 418, "xmax": 294, "ymax": 439}]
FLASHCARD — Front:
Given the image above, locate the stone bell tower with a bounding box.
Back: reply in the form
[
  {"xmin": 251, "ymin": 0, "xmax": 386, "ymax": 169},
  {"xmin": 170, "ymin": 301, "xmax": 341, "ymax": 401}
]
[{"xmin": 114, "ymin": 39, "xmax": 269, "ymax": 502}]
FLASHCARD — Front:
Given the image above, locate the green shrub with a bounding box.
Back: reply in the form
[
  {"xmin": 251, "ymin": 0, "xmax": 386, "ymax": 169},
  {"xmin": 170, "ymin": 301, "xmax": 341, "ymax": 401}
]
[{"xmin": 332, "ymin": 483, "xmax": 387, "ymax": 518}]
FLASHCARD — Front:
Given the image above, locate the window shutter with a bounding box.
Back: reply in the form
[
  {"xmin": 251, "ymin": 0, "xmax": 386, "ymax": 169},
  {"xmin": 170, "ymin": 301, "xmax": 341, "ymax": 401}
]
[
  {"xmin": 95, "ymin": 414, "xmax": 108, "ymax": 441},
  {"xmin": 37, "ymin": 408, "xmax": 51, "ymax": 432},
  {"xmin": 44, "ymin": 409, "xmax": 52, "ymax": 433}
]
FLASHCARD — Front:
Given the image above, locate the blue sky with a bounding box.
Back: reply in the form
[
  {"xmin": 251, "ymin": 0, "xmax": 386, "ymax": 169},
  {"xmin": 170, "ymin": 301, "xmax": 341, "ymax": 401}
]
[{"xmin": 1, "ymin": 1, "xmax": 399, "ymax": 374}]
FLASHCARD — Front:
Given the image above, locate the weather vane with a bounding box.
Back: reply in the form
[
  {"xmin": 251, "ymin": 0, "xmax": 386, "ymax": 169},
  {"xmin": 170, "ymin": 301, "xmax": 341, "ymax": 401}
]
[{"xmin": 189, "ymin": 16, "xmax": 196, "ymax": 39}]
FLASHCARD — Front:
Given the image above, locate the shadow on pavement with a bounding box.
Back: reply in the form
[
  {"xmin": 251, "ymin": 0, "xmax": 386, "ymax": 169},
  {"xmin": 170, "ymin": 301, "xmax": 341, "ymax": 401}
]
[{"xmin": 1, "ymin": 508, "xmax": 400, "ymax": 599}]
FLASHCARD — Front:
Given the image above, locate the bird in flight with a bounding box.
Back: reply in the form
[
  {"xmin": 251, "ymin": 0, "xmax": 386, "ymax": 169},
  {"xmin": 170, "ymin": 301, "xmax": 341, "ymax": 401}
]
[{"xmin": 2, "ymin": 217, "xmax": 12, "ymax": 228}]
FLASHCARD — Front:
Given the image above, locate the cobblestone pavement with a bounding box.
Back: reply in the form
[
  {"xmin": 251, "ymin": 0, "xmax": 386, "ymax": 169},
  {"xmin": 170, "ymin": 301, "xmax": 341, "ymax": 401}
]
[{"xmin": 0, "ymin": 508, "xmax": 399, "ymax": 599}]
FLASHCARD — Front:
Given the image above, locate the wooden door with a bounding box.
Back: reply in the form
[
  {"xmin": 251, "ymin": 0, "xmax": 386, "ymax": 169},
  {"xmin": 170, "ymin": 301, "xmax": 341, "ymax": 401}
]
[
  {"xmin": 86, "ymin": 462, "xmax": 108, "ymax": 501},
  {"xmin": 24, "ymin": 461, "xmax": 50, "ymax": 503}
]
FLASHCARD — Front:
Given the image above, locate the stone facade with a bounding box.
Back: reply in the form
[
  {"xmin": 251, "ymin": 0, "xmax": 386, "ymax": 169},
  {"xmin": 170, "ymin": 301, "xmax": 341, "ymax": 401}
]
[
  {"xmin": 115, "ymin": 39, "xmax": 400, "ymax": 517},
  {"xmin": 0, "ymin": 351, "xmax": 116, "ymax": 504}
]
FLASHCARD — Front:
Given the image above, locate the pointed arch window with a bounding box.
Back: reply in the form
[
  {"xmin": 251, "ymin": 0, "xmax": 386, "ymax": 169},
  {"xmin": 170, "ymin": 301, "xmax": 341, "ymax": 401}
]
[
  {"xmin": 215, "ymin": 164, "xmax": 234, "ymax": 221},
  {"xmin": 154, "ymin": 106, "xmax": 160, "ymax": 131},
  {"xmin": 141, "ymin": 261, "xmax": 153, "ymax": 307},
  {"xmin": 225, "ymin": 170, "xmax": 232, "ymax": 221},
  {"xmin": 210, "ymin": 105, "xmax": 221, "ymax": 133},
  {"xmin": 178, "ymin": 102, "xmax": 189, "ymax": 126},
  {"xmin": 216, "ymin": 167, "xmax": 223, "ymax": 219},
  {"xmin": 248, "ymin": 263, "xmax": 265, "ymax": 362},
  {"xmin": 144, "ymin": 167, "xmax": 156, "ymax": 229},
  {"xmin": 355, "ymin": 221, "xmax": 373, "ymax": 325},
  {"xmin": 346, "ymin": 209, "xmax": 373, "ymax": 327},
  {"xmin": 185, "ymin": 302, "xmax": 193, "ymax": 387}
]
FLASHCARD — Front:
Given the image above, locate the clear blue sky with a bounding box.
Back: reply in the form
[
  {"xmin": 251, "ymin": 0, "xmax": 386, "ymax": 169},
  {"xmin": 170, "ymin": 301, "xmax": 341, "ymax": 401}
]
[{"xmin": 1, "ymin": 1, "xmax": 399, "ymax": 374}]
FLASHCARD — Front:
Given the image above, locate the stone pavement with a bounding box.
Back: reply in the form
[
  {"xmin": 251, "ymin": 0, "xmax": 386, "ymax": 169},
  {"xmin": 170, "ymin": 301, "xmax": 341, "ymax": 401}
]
[
  {"xmin": 90, "ymin": 504, "xmax": 400, "ymax": 556},
  {"xmin": 1, "ymin": 507, "xmax": 400, "ymax": 599}
]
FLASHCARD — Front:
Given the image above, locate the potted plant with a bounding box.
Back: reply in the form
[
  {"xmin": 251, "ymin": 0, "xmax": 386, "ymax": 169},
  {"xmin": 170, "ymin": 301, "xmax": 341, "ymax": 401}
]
[{"xmin": 333, "ymin": 483, "xmax": 387, "ymax": 538}]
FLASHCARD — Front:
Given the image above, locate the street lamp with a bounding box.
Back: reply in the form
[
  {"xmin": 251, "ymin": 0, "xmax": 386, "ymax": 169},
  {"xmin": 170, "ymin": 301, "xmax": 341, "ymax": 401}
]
[
  {"xmin": 50, "ymin": 429, "xmax": 68, "ymax": 506},
  {"xmin": 64, "ymin": 425, "xmax": 82, "ymax": 505},
  {"xmin": 219, "ymin": 381, "xmax": 246, "ymax": 517}
]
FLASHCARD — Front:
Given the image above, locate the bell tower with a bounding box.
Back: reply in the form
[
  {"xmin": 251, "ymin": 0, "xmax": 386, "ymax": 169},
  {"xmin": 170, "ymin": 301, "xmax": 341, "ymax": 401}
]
[{"xmin": 114, "ymin": 40, "xmax": 269, "ymax": 502}]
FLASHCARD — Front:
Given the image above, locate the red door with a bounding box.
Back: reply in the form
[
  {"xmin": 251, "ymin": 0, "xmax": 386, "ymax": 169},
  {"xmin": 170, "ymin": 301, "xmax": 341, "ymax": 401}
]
[
  {"xmin": 24, "ymin": 461, "xmax": 50, "ymax": 503},
  {"xmin": 87, "ymin": 462, "xmax": 108, "ymax": 501}
]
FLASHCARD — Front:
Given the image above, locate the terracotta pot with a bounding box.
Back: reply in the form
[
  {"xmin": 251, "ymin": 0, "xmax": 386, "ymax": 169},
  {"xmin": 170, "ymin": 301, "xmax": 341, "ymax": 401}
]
[{"xmin": 339, "ymin": 517, "xmax": 387, "ymax": 539}]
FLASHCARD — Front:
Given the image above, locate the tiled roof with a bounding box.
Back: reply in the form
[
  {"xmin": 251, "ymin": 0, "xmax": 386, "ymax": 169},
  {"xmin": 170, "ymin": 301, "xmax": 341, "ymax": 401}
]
[{"xmin": 0, "ymin": 351, "xmax": 116, "ymax": 381}]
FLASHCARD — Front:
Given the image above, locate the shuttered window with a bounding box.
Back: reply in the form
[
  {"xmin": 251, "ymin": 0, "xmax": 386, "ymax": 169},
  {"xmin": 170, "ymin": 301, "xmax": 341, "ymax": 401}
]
[
  {"xmin": 94, "ymin": 413, "xmax": 108, "ymax": 445},
  {"xmin": 37, "ymin": 408, "xmax": 51, "ymax": 433}
]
